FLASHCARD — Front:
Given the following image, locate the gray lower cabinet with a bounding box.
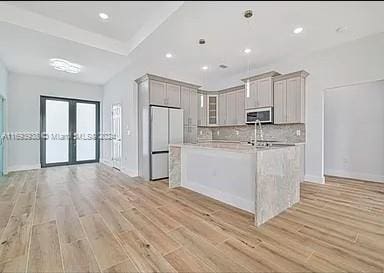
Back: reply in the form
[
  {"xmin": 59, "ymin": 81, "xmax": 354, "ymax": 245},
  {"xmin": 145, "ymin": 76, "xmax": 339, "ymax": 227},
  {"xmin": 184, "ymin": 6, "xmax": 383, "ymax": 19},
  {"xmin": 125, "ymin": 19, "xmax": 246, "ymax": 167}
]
[
  {"xmin": 273, "ymin": 71, "xmax": 308, "ymax": 124},
  {"xmin": 149, "ymin": 80, "xmax": 181, "ymax": 107}
]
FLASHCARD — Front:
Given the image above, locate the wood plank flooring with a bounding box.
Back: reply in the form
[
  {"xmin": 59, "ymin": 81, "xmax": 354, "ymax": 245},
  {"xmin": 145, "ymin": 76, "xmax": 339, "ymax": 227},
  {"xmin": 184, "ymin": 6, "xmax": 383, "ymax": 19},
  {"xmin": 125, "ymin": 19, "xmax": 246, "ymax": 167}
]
[{"xmin": 0, "ymin": 164, "xmax": 383, "ymax": 272}]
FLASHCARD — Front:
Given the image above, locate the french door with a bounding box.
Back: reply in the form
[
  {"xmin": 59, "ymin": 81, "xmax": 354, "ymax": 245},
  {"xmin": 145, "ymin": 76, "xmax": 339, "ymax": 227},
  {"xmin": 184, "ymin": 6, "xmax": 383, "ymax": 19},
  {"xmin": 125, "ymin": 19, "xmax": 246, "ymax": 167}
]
[{"xmin": 40, "ymin": 96, "xmax": 100, "ymax": 167}]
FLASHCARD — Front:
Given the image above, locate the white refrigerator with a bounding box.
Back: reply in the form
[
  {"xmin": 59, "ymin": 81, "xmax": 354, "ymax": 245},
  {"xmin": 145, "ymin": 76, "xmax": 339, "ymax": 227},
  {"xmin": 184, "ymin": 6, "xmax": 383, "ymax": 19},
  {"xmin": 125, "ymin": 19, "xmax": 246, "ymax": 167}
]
[{"xmin": 150, "ymin": 106, "xmax": 183, "ymax": 180}]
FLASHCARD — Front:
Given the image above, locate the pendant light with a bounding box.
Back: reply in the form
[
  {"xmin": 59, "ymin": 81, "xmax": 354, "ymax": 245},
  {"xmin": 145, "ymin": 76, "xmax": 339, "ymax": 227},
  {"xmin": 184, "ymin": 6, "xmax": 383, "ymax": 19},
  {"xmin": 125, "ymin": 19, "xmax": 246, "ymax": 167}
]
[{"xmin": 244, "ymin": 10, "xmax": 253, "ymax": 98}]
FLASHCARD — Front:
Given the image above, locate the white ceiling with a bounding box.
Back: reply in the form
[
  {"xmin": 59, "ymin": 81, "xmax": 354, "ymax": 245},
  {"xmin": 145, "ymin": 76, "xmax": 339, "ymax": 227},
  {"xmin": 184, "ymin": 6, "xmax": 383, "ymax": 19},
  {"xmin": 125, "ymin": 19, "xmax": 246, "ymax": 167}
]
[{"xmin": 0, "ymin": 1, "xmax": 383, "ymax": 86}]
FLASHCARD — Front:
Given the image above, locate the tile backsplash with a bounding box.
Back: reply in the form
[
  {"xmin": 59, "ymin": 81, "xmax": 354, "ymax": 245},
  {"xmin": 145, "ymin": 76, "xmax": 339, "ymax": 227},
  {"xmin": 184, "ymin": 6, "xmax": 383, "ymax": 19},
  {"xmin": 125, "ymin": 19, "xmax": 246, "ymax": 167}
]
[{"xmin": 197, "ymin": 124, "xmax": 305, "ymax": 143}]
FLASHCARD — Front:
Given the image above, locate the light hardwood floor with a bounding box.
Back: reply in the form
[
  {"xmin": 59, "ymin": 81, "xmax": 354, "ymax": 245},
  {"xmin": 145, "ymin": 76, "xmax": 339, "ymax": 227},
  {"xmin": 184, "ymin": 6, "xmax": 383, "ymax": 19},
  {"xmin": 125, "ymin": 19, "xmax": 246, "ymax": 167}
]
[{"xmin": 0, "ymin": 163, "xmax": 383, "ymax": 272}]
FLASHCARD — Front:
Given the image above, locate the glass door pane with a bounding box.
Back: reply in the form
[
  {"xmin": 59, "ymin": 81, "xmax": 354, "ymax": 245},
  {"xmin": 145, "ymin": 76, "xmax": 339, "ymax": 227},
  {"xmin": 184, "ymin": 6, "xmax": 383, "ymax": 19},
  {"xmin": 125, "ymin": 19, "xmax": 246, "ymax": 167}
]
[
  {"xmin": 76, "ymin": 102, "xmax": 96, "ymax": 161},
  {"xmin": 45, "ymin": 100, "xmax": 69, "ymax": 164}
]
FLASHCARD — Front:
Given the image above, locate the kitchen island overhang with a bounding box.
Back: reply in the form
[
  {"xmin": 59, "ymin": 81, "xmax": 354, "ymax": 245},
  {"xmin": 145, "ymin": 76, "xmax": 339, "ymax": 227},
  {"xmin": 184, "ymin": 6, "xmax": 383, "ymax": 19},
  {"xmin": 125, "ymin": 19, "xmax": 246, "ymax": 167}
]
[{"xmin": 169, "ymin": 142, "xmax": 304, "ymax": 226}]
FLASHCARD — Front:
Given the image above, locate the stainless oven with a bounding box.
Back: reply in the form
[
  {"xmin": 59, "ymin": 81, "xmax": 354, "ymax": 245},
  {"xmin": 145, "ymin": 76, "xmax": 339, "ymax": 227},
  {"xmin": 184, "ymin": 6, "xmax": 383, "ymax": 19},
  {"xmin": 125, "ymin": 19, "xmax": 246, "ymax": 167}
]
[{"xmin": 245, "ymin": 107, "xmax": 273, "ymax": 124}]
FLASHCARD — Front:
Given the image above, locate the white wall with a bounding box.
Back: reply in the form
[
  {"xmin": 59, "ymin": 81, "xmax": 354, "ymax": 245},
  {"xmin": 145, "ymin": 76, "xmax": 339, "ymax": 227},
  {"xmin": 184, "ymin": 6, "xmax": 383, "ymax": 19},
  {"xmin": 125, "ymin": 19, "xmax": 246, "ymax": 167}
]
[
  {"xmin": 7, "ymin": 72, "xmax": 103, "ymax": 172},
  {"xmin": 204, "ymin": 33, "xmax": 384, "ymax": 183},
  {"xmin": 325, "ymin": 80, "xmax": 384, "ymax": 183},
  {"xmin": 0, "ymin": 61, "xmax": 7, "ymax": 99},
  {"xmin": 102, "ymin": 71, "xmax": 138, "ymax": 176},
  {"xmin": 0, "ymin": 61, "xmax": 8, "ymax": 174}
]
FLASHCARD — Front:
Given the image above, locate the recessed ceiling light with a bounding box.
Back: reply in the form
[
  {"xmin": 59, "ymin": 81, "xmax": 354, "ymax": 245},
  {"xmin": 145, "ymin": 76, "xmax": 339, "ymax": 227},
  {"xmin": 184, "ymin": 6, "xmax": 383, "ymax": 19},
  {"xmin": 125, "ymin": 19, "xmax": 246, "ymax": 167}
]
[
  {"xmin": 244, "ymin": 48, "xmax": 252, "ymax": 54},
  {"xmin": 49, "ymin": 58, "xmax": 82, "ymax": 74},
  {"xmin": 99, "ymin": 12, "xmax": 109, "ymax": 20},
  {"xmin": 293, "ymin": 27, "xmax": 304, "ymax": 34},
  {"xmin": 201, "ymin": 66, "xmax": 208, "ymax": 70},
  {"xmin": 336, "ymin": 26, "xmax": 347, "ymax": 33},
  {"xmin": 165, "ymin": 53, "xmax": 173, "ymax": 58}
]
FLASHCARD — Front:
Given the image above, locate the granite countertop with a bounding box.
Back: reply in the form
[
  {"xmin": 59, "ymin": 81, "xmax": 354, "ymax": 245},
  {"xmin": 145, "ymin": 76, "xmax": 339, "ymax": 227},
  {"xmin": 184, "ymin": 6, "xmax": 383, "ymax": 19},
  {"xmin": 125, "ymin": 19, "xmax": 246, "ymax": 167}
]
[{"xmin": 169, "ymin": 141, "xmax": 302, "ymax": 153}]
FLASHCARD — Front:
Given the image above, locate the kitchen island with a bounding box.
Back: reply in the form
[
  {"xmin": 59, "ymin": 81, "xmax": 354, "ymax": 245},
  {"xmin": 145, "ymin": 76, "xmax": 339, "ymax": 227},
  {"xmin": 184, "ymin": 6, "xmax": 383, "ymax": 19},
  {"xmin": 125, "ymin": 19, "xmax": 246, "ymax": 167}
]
[{"xmin": 169, "ymin": 142, "xmax": 304, "ymax": 226}]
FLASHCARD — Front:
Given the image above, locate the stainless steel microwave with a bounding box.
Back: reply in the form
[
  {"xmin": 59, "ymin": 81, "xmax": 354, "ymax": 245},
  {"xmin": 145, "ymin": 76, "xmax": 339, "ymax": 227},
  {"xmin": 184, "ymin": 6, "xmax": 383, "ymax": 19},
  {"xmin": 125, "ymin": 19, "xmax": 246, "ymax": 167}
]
[{"xmin": 245, "ymin": 107, "xmax": 273, "ymax": 124}]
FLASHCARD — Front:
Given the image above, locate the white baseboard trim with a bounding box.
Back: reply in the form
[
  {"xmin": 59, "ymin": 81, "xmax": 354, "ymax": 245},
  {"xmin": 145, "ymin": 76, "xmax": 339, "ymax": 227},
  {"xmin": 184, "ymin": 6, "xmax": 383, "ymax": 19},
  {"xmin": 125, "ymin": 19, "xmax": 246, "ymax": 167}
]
[
  {"xmin": 7, "ymin": 164, "xmax": 41, "ymax": 172},
  {"xmin": 100, "ymin": 158, "xmax": 113, "ymax": 167},
  {"xmin": 325, "ymin": 169, "xmax": 384, "ymax": 183},
  {"xmin": 100, "ymin": 159, "xmax": 138, "ymax": 177},
  {"xmin": 121, "ymin": 168, "xmax": 138, "ymax": 177},
  {"xmin": 304, "ymin": 174, "xmax": 325, "ymax": 184}
]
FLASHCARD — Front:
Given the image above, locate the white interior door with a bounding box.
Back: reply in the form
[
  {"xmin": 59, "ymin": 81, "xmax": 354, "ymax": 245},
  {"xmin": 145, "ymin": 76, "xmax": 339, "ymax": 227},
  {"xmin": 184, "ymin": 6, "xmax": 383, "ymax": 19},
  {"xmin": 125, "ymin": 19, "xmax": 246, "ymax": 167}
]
[{"xmin": 112, "ymin": 104, "xmax": 122, "ymax": 170}]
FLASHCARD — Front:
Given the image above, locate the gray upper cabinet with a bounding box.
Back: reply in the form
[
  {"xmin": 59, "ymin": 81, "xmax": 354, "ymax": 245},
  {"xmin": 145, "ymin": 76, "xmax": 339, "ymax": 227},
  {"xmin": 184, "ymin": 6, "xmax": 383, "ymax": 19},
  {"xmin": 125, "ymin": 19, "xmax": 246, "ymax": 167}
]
[
  {"xmin": 244, "ymin": 80, "xmax": 257, "ymax": 109},
  {"xmin": 149, "ymin": 80, "xmax": 180, "ymax": 107},
  {"xmin": 236, "ymin": 89, "xmax": 245, "ymax": 124},
  {"xmin": 189, "ymin": 90, "xmax": 198, "ymax": 126},
  {"xmin": 218, "ymin": 93, "xmax": 227, "ymax": 125},
  {"xmin": 242, "ymin": 71, "xmax": 280, "ymax": 109},
  {"xmin": 273, "ymin": 80, "xmax": 286, "ymax": 124},
  {"xmin": 256, "ymin": 78, "xmax": 273, "ymax": 107},
  {"xmin": 273, "ymin": 71, "xmax": 308, "ymax": 124},
  {"xmin": 197, "ymin": 93, "xmax": 207, "ymax": 126},
  {"xmin": 165, "ymin": 83, "xmax": 181, "ymax": 108},
  {"xmin": 149, "ymin": 80, "xmax": 166, "ymax": 106},
  {"xmin": 226, "ymin": 92, "xmax": 237, "ymax": 125},
  {"xmin": 217, "ymin": 89, "xmax": 245, "ymax": 126}
]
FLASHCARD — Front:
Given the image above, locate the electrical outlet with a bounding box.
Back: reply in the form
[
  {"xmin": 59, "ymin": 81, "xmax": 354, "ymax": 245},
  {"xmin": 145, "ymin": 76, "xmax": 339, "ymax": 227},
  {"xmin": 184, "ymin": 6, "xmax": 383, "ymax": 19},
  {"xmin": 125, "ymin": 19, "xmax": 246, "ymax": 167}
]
[
  {"xmin": 236, "ymin": 130, "xmax": 239, "ymax": 136},
  {"xmin": 296, "ymin": 130, "xmax": 301, "ymax": 136},
  {"xmin": 217, "ymin": 130, "xmax": 220, "ymax": 136},
  {"xmin": 200, "ymin": 130, "xmax": 203, "ymax": 135}
]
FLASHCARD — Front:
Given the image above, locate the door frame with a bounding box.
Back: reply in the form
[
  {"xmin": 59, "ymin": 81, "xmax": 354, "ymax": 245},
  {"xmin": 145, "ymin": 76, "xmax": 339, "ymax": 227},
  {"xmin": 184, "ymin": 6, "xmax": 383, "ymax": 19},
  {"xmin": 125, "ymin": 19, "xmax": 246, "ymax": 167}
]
[{"xmin": 40, "ymin": 95, "xmax": 100, "ymax": 168}]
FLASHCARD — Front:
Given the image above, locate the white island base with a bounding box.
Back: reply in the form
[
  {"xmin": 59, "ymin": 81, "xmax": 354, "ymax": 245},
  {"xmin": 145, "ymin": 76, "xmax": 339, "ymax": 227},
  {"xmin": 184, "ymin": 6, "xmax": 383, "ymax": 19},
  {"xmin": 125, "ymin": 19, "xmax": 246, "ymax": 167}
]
[{"xmin": 169, "ymin": 142, "xmax": 304, "ymax": 226}]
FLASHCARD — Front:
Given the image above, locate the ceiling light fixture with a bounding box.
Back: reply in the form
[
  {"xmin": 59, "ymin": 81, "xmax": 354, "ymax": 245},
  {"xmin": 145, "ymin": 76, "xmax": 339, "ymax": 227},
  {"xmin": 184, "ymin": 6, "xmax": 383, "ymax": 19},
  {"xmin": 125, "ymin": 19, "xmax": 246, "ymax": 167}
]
[
  {"xmin": 336, "ymin": 26, "xmax": 347, "ymax": 33},
  {"xmin": 201, "ymin": 66, "xmax": 208, "ymax": 70},
  {"xmin": 99, "ymin": 12, "xmax": 109, "ymax": 20},
  {"xmin": 293, "ymin": 27, "xmax": 304, "ymax": 34},
  {"xmin": 49, "ymin": 58, "xmax": 82, "ymax": 74},
  {"xmin": 165, "ymin": 53, "xmax": 173, "ymax": 58},
  {"xmin": 244, "ymin": 48, "xmax": 252, "ymax": 54}
]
